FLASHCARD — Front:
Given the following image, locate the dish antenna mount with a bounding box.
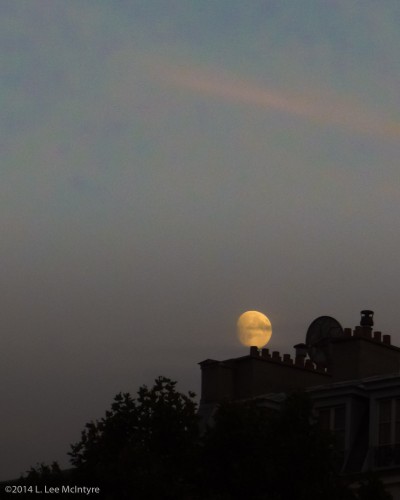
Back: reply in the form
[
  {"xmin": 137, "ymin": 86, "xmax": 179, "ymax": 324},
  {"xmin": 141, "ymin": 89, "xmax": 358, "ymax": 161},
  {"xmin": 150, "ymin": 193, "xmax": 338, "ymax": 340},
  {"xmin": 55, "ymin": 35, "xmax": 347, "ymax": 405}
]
[{"xmin": 306, "ymin": 316, "xmax": 344, "ymax": 366}]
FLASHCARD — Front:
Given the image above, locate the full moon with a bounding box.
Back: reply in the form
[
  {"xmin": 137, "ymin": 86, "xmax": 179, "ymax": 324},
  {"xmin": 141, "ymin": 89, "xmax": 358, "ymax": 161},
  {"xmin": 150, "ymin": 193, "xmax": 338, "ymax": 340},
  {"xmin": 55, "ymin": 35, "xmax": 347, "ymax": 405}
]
[{"xmin": 237, "ymin": 311, "xmax": 272, "ymax": 348}]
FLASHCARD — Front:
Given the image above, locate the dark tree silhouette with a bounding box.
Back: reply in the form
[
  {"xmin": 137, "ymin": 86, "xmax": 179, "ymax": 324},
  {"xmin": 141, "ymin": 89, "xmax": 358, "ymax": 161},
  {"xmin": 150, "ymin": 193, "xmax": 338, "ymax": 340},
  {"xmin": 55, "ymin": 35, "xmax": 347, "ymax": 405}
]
[{"xmin": 69, "ymin": 376, "xmax": 199, "ymax": 499}]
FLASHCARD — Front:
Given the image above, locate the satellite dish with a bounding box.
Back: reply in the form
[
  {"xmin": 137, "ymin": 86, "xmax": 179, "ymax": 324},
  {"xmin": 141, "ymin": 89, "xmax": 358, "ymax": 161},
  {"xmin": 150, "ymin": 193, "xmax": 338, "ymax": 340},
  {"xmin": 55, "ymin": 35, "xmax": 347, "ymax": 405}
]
[{"xmin": 306, "ymin": 316, "xmax": 344, "ymax": 366}]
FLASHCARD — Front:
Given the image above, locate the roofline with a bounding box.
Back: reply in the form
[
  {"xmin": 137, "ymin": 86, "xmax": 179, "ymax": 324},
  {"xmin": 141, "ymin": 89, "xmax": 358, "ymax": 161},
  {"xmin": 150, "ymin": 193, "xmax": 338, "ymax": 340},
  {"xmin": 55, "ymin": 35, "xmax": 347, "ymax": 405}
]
[
  {"xmin": 200, "ymin": 353, "xmax": 332, "ymax": 377},
  {"xmin": 331, "ymin": 335, "xmax": 400, "ymax": 352}
]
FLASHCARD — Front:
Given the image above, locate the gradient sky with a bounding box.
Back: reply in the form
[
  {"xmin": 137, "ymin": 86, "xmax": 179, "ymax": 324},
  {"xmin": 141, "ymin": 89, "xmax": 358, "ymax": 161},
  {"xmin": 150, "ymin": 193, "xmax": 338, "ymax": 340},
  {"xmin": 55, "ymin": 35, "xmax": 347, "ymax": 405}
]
[{"xmin": 2, "ymin": 1, "xmax": 400, "ymax": 480}]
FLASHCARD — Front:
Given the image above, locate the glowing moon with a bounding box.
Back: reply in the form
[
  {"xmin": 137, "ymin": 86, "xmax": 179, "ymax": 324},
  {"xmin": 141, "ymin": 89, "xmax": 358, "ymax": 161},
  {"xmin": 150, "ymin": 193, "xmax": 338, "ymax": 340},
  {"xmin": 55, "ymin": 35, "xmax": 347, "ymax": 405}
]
[{"xmin": 237, "ymin": 311, "xmax": 272, "ymax": 348}]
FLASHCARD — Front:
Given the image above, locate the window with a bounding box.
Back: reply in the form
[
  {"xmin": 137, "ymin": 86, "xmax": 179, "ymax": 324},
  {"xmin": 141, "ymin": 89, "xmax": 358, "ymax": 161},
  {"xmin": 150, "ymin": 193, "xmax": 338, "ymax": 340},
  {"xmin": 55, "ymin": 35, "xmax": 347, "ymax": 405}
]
[
  {"xmin": 378, "ymin": 399, "xmax": 391, "ymax": 445},
  {"xmin": 318, "ymin": 406, "xmax": 346, "ymax": 451},
  {"xmin": 395, "ymin": 399, "xmax": 400, "ymax": 444},
  {"xmin": 378, "ymin": 398, "xmax": 400, "ymax": 446},
  {"xmin": 375, "ymin": 398, "xmax": 400, "ymax": 468},
  {"xmin": 333, "ymin": 406, "xmax": 346, "ymax": 451}
]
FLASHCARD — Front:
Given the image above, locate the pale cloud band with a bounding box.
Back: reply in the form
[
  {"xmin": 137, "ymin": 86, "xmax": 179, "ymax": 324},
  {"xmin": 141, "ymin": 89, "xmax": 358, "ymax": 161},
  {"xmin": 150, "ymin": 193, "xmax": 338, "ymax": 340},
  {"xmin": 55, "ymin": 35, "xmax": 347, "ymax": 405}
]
[{"xmin": 154, "ymin": 63, "xmax": 400, "ymax": 140}]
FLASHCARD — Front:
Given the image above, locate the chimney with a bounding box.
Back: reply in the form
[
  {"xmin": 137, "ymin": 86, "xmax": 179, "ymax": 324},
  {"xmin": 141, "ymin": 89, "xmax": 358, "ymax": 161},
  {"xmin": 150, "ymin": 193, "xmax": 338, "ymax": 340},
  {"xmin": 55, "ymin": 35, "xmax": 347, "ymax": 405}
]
[
  {"xmin": 272, "ymin": 351, "xmax": 282, "ymax": 362},
  {"xmin": 283, "ymin": 353, "xmax": 293, "ymax": 365},
  {"xmin": 360, "ymin": 310, "xmax": 374, "ymax": 327},
  {"xmin": 294, "ymin": 343, "xmax": 307, "ymax": 367},
  {"xmin": 261, "ymin": 348, "xmax": 271, "ymax": 359},
  {"xmin": 250, "ymin": 346, "xmax": 260, "ymax": 357},
  {"xmin": 305, "ymin": 359, "xmax": 315, "ymax": 370},
  {"xmin": 357, "ymin": 310, "xmax": 373, "ymax": 338},
  {"xmin": 383, "ymin": 335, "xmax": 391, "ymax": 345}
]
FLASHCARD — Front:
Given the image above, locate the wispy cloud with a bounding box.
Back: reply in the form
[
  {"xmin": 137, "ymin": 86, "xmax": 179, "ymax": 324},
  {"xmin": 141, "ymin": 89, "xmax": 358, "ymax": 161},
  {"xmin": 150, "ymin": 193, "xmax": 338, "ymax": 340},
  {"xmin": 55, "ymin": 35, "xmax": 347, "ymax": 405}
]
[{"xmin": 154, "ymin": 64, "xmax": 400, "ymax": 140}]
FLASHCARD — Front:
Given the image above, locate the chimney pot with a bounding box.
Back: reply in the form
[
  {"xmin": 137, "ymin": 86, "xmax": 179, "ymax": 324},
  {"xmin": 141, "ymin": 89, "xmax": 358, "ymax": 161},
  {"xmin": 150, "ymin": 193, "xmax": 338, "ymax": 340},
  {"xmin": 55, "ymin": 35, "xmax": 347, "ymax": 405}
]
[
  {"xmin": 272, "ymin": 351, "xmax": 281, "ymax": 362},
  {"xmin": 294, "ymin": 343, "xmax": 308, "ymax": 358},
  {"xmin": 250, "ymin": 346, "xmax": 260, "ymax": 357},
  {"xmin": 373, "ymin": 331, "xmax": 382, "ymax": 342},
  {"xmin": 305, "ymin": 359, "xmax": 315, "ymax": 370},
  {"xmin": 361, "ymin": 327, "xmax": 372, "ymax": 339},
  {"xmin": 360, "ymin": 310, "xmax": 374, "ymax": 327},
  {"xmin": 295, "ymin": 356, "xmax": 305, "ymax": 367},
  {"xmin": 283, "ymin": 353, "xmax": 292, "ymax": 364}
]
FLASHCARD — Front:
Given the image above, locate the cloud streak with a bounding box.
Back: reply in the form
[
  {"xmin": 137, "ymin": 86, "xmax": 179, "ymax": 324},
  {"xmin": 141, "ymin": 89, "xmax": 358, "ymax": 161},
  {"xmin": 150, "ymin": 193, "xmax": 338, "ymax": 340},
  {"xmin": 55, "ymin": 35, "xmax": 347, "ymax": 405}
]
[{"xmin": 155, "ymin": 64, "xmax": 400, "ymax": 140}]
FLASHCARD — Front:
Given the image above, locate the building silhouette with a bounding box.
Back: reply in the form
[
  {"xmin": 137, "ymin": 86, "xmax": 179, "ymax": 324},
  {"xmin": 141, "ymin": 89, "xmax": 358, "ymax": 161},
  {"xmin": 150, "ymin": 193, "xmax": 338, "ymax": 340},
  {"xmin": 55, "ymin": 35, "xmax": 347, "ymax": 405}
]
[{"xmin": 199, "ymin": 311, "xmax": 400, "ymax": 499}]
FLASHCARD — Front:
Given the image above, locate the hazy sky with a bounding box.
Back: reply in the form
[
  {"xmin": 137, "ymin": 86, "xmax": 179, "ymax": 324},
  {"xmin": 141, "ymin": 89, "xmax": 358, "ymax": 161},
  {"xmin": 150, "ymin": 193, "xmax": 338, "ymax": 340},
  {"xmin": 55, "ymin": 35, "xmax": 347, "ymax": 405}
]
[{"xmin": 2, "ymin": 1, "xmax": 400, "ymax": 479}]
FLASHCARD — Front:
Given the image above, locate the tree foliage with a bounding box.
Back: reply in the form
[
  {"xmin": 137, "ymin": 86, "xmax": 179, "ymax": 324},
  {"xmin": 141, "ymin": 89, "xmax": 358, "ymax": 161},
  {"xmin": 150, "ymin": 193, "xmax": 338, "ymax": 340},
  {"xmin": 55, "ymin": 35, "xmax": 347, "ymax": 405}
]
[
  {"xmin": 69, "ymin": 376, "xmax": 199, "ymax": 499},
  {"xmin": 23, "ymin": 461, "xmax": 65, "ymax": 487}
]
